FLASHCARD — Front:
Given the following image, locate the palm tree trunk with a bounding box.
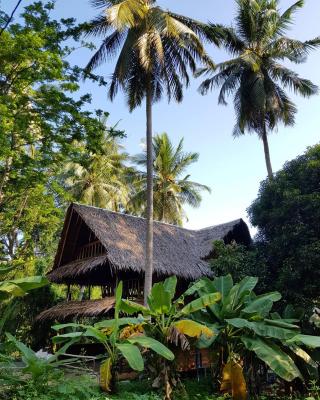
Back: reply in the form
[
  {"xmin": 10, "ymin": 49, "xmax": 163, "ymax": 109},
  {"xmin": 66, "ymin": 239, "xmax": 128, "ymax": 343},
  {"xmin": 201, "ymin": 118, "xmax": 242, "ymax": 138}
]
[
  {"xmin": 144, "ymin": 77, "xmax": 153, "ymax": 305},
  {"xmin": 261, "ymin": 124, "xmax": 273, "ymax": 180}
]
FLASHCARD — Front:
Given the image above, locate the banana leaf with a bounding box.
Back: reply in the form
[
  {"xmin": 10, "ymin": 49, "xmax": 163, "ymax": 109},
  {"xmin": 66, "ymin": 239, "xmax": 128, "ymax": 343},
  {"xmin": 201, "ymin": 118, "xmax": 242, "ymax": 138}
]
[
  {"xmin": 179, "ymin": 292, "xmax": 221, "ymax": 316},
  {"xmin": 286, "ymin": 334, "xmax": 320, "ymax": 348},
  {"xmin": 227, "ymin": 318, "xmax": 297, "ymax": 340},
  {"xmin": 147, "ymin": 282, "xmax": 172, "ymax": 314},
  {"xmin": 128, "ymin": 335, "xmax": 174, "ymax": 360},
  {"xmin": 242, "ymin": 336, "xmax": 302, "ymax": 381},
  {"xmin": 163, "ymin": 276, "xmax": 177, "ymax": 302},
  {"xmin": 173, "ymin": 319, "xmax": 214, "ymax": 339},
  {"xmin": 116, "ymin": 343, "xmax": 144, "ymax": 371}
]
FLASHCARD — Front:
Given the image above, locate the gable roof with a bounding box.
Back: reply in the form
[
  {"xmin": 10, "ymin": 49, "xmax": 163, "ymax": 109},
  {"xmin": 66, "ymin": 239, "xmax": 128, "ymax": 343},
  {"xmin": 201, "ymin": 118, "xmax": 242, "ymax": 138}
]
[{"xmin": 48, "ymin": 203, "xmax": 251, "ymax": 283}]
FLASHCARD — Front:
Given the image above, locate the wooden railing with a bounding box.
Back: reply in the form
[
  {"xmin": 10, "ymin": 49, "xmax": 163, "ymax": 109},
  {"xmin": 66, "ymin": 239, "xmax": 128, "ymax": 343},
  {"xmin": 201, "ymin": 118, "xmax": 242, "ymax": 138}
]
[{"xmin": 76, "ymin": 241, "xmax": 105, "ymax": 260}]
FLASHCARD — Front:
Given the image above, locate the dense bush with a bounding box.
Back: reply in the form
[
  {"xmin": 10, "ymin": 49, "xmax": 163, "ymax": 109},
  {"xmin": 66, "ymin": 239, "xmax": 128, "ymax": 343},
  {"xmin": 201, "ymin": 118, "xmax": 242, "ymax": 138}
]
[{"xmin": 249, "ymin": 144, "xmax": 320, "ymax": 314}]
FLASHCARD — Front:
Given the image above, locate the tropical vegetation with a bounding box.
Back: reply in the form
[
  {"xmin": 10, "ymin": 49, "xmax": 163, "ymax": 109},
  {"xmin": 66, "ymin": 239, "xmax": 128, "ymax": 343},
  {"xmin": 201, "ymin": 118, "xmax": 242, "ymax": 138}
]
[
  {"xmin": 84, "ymin": 0, "xmax": 216, "ymax": 302},
  {"xmin": 130, "ymin": 133, "xmax": 211, "ymax": 225},
  {"xmin": 199, "ymin": 0, "xmax": 320, "ymax": 179},
  {"xmin": 248, "ymin": 143, "xmax": 320, "ymax": 314},
  {"xmin": 1, "ymin": 0, "xmax": 320, "ymax": 400},
  {"xmin": 188, "ymin": 274, "xmax": 320, "ymax": 397}
]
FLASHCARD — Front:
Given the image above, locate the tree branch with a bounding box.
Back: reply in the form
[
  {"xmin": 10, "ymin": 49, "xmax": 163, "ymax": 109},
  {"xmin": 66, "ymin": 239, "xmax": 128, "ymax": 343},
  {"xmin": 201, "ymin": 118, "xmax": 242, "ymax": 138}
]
[{"xmin": 0, "ymin": 0, "xmax": 24, "ymax": 38}]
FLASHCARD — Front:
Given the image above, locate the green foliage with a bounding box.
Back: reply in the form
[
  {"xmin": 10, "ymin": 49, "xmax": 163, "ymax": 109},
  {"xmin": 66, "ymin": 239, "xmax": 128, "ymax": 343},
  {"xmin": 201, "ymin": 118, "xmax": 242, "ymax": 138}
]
[
  {"xmin": 199, "ymin": 0, "xmax": 320, "ymax": 177},
  {"xmin": 189, "ymin": 275, "xmax": 320, "ymax": 386},
  {"xmin": 121, "ymin": 276, "xmax": 220, "ymax": 399},
  {"xmin": 1, "ymin": 332, "xmax": 91, "ymax": 400},
  {"xmin": 130, "ymin": 133, "xmax": 211, "ymax": 225},
  {"xmin": 85, "ymin": 0, "xmax": 213, "ymax": 111},
  {"xmin": 0, "ymin": 1, "xmax": 123, "ymax": 345},
  {"xmin": 0, "ymin": 1, "xmax": 107, "ymax": 276},
  {"xmin": 0, "ymin": 269, "xmax": 48, "ymax": 338},
  {"xmin": 2, "ymin": 369, "xmax": 98, "ymax": 400},
  {"xmin": 61, "ymin": 115, "xmax": 133, "ymax": 211},
  {"xmin": 53, "ymin": 282, "xmax": 174, "ymax": 392},
  {"xmin": 210, "ymin": 240, "xmax": 268, "ymax": 291},
  {"xmin": 248, "ymin": 144, "xmax": 320, "ymax": 313}
]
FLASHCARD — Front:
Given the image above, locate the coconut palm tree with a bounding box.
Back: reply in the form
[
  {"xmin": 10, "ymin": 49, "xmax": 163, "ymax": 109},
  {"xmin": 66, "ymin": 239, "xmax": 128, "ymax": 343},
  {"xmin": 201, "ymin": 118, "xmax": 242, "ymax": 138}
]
[
  {"xmin": 199, "ymin": 0, "xmax": 320, "ymax": 179},
  {"xmin": 130, "ymin": 133, "xmax": 211, "ymax": 226},
  {"xmin": 85, "ymin": 0, "xmax": 216, "ymax": 302},
  {"xmin": 63, "ymin": 130, "xmax": 131, "ymax": 212}
]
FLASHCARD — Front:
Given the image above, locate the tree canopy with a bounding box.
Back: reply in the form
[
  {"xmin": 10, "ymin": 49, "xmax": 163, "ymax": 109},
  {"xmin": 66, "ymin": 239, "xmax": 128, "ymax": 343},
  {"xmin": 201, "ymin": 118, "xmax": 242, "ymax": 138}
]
[
  {"xmin": 131, "ymin": 132, "xmax": 211, "ymax": 225},
  {"xmin": 199, "ymin": 0, "xmax": 320, "ymax": 179},
  {"xmin": 249, "ymin": 144, "xmax": 320, "ymax": 312}
]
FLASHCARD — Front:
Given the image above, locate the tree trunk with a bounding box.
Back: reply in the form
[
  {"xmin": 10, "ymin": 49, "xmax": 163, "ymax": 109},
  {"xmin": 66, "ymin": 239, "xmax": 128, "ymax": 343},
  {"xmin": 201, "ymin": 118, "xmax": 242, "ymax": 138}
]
[
  {"xmin": 144, "ymin": 78, "xmax": 154, "ymax": 305},
  {"xmin": 261, "ymin": 125, "xmax": 273, "ymax": 180}
]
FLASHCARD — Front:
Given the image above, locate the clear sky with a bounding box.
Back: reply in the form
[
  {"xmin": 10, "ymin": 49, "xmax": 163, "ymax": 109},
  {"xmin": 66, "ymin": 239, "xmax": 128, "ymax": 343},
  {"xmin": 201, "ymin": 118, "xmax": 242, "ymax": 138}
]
[{"xmin": 2, "ymin": 0, "xmax": 320, "ymax": 232}]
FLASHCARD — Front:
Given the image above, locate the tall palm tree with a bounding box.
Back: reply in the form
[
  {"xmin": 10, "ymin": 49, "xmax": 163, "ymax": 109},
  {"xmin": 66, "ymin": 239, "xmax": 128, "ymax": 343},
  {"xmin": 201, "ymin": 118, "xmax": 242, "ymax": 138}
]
[
  {"xmin": 130, "ymin": 132, "xmax": 211, "ymax": 226},
  {"xmin": 199, "ymin": 0, "xmax": 320, "ymax": 180},
  {"xmin": 85, "ymin": 0, "xmax": 216, "ymax": 302},
  {"xmin": 63, "ymin": 131, "xmax": 131, "ymax": 211}
]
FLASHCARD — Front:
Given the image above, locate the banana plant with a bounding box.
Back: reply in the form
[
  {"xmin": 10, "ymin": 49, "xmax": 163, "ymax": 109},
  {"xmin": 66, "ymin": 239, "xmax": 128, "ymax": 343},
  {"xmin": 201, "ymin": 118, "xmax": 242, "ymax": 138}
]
[
  {"xmin": 120, "ymin": 276, "xmax": 221, "ymax": 400},
  {"xmin": 187, "ymin": 275, "xmax": 320, "ymax": 400},
  {"xmin": 4, "ymin": 333, "xmax": 78, "ymax": 380},
  {"xmin": 0, "ymin": 266, "xmax": 48, "ymax": 338},
  {"xmin": 52, "ymin": 282, "xmax": 174, "ymax": 393}
]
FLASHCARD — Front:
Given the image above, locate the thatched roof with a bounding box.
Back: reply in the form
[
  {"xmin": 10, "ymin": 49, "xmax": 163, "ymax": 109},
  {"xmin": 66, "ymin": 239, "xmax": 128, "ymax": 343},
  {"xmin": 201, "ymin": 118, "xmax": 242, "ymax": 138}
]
[
  {"xmin": 37, "ymin": 297, "xmax": 115, "ymax": 321},
  {"xmin": 48, "ymin": 203, "xmax": 251, "ymax": 284}
]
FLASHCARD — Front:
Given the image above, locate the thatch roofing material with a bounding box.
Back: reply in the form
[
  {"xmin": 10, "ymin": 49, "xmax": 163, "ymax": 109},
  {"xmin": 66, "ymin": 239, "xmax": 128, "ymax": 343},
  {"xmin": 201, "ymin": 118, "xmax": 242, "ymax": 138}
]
[
  {"xmin": 36, "ymin": 297, "xmax": 115, "ymax": 321},
  {"xmin": 49, "ymin": 203, "xmax": 251, "ymax": 283},
  {"xmin": 47, "ymin": 255, "xmax": 108, "ymax": 284}
]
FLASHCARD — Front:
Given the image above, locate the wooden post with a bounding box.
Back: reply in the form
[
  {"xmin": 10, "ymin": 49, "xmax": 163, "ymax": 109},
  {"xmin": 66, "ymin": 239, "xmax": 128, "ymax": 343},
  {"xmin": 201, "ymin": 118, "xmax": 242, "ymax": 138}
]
[{"xmin": 66, "ymin": 284, "xmax": 71, "ymax": 301}]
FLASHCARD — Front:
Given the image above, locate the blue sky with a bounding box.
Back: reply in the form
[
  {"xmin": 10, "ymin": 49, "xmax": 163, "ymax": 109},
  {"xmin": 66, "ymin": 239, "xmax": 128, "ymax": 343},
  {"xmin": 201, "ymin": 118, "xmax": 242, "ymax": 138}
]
[{"xmin": 2, "ymin": 0, "xmax": 320, "ymax": 232}]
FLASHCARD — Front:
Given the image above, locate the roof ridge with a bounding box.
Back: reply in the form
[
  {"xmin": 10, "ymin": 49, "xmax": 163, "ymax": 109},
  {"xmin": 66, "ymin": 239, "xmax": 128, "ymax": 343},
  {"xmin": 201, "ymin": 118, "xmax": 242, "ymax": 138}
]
[
  {"xmin": 72, "ymin": 203, "xmax": 242, "ymax": 233},
  {"xmin": 73, "ymin": 202, "xmax": 196, "ymax": 232}
]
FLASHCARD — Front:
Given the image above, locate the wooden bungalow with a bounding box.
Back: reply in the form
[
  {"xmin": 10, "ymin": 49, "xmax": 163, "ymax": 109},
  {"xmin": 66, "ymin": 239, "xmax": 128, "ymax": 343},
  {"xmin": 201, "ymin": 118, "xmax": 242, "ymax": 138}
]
[{"xmin": 38, "ymin": 203, "xmax": 251, "ymax": 321}]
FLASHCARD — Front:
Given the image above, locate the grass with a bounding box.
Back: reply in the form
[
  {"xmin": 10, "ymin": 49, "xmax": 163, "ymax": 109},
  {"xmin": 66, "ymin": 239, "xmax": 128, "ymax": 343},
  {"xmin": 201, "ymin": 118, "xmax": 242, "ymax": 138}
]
[{"xmin": 89, "ymin": 378, "xmax": 220, "ymax": 400}]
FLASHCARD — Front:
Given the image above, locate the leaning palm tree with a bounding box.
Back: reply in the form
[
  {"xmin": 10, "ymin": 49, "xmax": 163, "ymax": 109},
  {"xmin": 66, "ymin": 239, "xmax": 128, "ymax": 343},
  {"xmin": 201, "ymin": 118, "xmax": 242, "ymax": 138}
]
[
  {"xmin": 199, "ymin": 0, "xmax": 320, "ymax": 179},
  {"xmin": 130, "ymin": 133, "xmax": 211, "ymax": 226},
  {"xmin": 85, "ymin": 0, "xmax": 216, "ymax": 302}
]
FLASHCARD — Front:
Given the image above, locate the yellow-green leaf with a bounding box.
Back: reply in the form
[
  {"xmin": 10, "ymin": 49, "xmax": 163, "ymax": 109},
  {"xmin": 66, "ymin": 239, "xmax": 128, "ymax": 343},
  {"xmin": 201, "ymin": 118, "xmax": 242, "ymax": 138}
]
[
  {"xmin": 173, "ymin": 320, "xmax": 213, "ymax": 339},
  {"xmin": 100, "ymin": 358, "xmax": 113, "ymax": 393}
]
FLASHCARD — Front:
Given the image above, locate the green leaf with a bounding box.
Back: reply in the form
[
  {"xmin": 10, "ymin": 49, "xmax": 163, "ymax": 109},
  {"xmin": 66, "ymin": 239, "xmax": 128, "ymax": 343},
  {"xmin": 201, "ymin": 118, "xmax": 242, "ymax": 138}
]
[
  {"xmin": 181, "ymin": 278, "xmax": 215, "ymax": 298},
  {"xmin": 52, "ymin": 323, "xmax": 88, "ymax": 331},
  {"xmin": 121, "ymin": 299, "xmax": 151, "ymax": 316},
  {"xmin": 264, "ymin": 319, "xmax": 300, "ymax": 330},
  {"xmin": 128, "ymin": 335, "xmax": 174, "ymax": 361},
  {"xmin": 8, "ymin": 276, "xmax": 48, "ymax": 292},
  {"xmin": 286, "ymin": 335, "xmax": 320, "ymax": 348},
  {"xmin": 179, "ymin": 292, "xmax": 221, "ymax": 316},
  {"xmin": 163, "ymin": 276, "xmax": 177, "ymax": 302},
  {"xmin": 242, "ymin": 336, "xmax": 302, "ymax": 381},
  {"xmin": 6, "ymin": 333, "xmax": 38, "ymax": 364},
  {"xmin": 223, "ymin": 277, "xmax": 258, "ymax": 314},
  {"xmin": 116, "ymin": 343, "xmax": 144, "ymax": 371},
  {"xmin": 95, "ymin": 317, "xmax": 143, "ymax": 329},
  {"xmin": 84, "ymin": 327, "xmax": 107, "ymax": 343},
  {"xmin": 213, "ymin": 275, "xmax": 233, "ymax": 301},
  {"xmin": 147, "ymin": 282, "xmax": 171, "ymax": 314},
  {"xmin": 0, "ymin": 266, "xmax": 15, "ymax": 277},
  {"xmin": 242, "ymin": 292, "xmax": 281, "ymax": 315},
  {"xmin": 52, "ymin": 332, "xmax": 84, "ymax": 343},
  {"xmin": 227, "ymin": 318, "xmax": 296, "ymax": 340},
  {"xmin": 0, "ymin": 283, "xmax": 26, "ymax": 298}
]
